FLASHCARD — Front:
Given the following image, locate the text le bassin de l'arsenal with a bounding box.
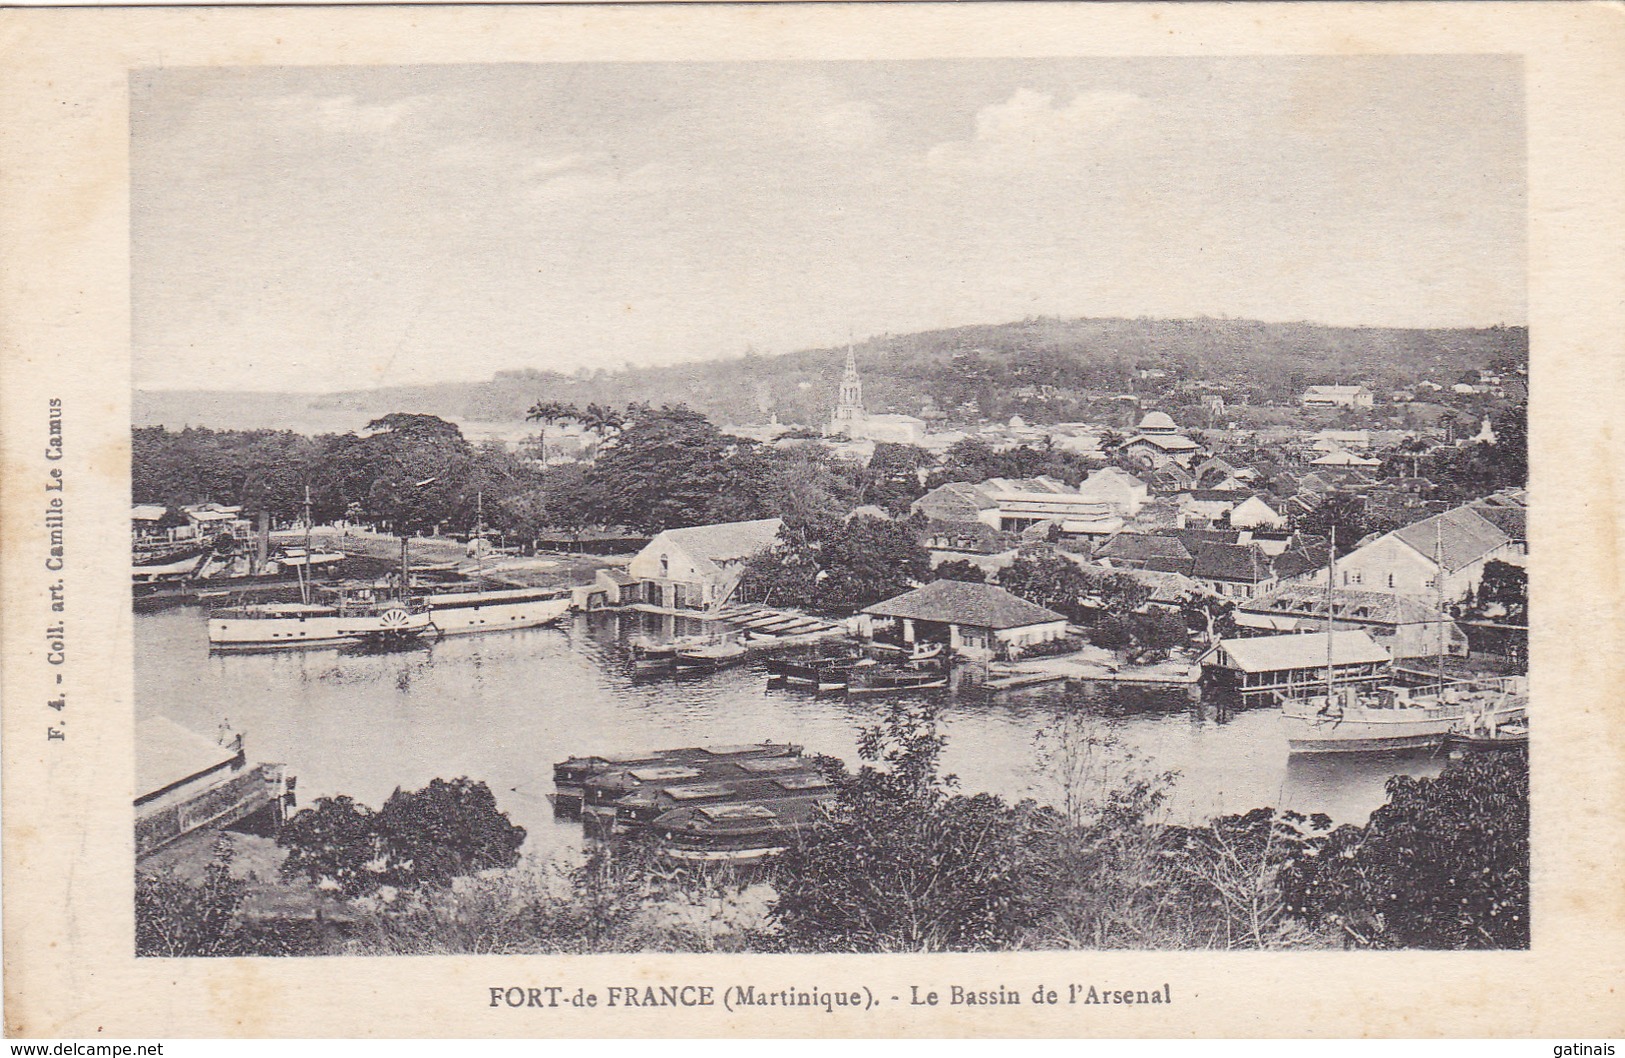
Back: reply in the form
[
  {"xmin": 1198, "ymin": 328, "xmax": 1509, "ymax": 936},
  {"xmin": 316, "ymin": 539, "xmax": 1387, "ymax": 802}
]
[{"xmin": 44, "ymin": 398, "xmax": 68, "ymax": 741}]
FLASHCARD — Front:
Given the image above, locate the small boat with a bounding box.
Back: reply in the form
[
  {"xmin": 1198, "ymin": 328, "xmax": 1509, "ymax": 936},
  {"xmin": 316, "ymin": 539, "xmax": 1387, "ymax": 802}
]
[
  {"xmin": 1444, "ymin": 721, "xmax": 1528, "ymax": 751},
  {"xmin": 551, "ymin": 742, "xmax": 803, "ymax": 810},
  {"xmin": 846, "ymin": 669, "xmax": 948, "ymax": 699},
  {"xmin": 908, "ymin": 642, "xmax": 944, "ymax": 662},
  {"xmin": 674, "ymin": 640, "xmax": 750, "ymax": 673},
  {"xmin": 653, "ymin": 794, "xmax": 834, "ymax": 862},
  {"xmin": 763, "ymin": 651, "xmax": 865, "ymax": 686},
  {"xmin": 629, "ymin": 633, "xmax": 716, "ymax": 669}
]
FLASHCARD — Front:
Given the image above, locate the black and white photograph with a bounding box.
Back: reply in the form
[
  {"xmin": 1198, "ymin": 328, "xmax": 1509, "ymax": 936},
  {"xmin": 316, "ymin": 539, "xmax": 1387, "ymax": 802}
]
[
  {"xmin": 126, "ymin": 54, "xmax": 1534, "ymax": 958},
  {"xmin": 7, "ymin": 1, "xmax": 1624, "ymax": 1040}
]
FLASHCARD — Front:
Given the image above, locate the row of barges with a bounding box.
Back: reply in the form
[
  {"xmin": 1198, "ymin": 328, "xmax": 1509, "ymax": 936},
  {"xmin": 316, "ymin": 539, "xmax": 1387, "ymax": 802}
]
[{"xmin": 552, "ymin": 742, "xmax": 836, "ymax": 861}]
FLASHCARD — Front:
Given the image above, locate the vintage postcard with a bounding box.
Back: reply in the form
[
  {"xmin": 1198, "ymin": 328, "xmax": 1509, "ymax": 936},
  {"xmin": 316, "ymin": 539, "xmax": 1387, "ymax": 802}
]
[{"xmin": 2, "ymin": 1, "xmax": 1622, "ymax": 1040}]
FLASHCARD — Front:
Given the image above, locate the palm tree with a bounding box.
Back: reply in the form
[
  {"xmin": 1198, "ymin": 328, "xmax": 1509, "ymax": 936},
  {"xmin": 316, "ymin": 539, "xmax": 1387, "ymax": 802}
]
[
  {"xmin": 524, "ymin": 400, "xmax": 580, "ymax": 467},
  {"xmin": 578, "ymin": 402, "xmax": 626, "ymax": 454}
]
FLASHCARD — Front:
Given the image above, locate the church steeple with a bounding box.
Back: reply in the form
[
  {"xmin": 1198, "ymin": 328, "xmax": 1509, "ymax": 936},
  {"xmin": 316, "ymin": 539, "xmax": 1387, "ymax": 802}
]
[{"xmin": 834, "ymin": 339, "xmax": 864, "ymax": 424}]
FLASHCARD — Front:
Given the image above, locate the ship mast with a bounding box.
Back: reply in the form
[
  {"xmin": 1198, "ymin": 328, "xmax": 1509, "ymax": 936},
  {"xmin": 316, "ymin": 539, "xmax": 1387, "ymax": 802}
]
[
  {"xmin": 297, "ymin": 484, "xmax": 313, "ymax": 606},
  {"xmin": 1435, "ymin": 515, "xmax": 1447, "ymax": 693},
  {"xmin": 1324, "ymin": 527, "xmax": 1336, "ymax": 703},
  {"xmin": 474, "ymin": 487, "xmax": 485, "ymax": 593}
]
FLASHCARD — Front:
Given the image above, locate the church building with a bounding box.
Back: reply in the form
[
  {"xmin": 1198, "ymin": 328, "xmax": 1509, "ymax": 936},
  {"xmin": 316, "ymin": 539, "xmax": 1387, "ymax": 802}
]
[{"xmin": 822, "ymin": 345, "xmax": 927, "ymax": 445}]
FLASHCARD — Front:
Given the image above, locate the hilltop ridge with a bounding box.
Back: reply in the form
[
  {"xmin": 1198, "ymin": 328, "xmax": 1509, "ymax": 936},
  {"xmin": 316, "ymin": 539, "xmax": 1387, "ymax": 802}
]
[{"xmin": 134, "ymin": 315, "xmax": 1526, "ymax": 434}]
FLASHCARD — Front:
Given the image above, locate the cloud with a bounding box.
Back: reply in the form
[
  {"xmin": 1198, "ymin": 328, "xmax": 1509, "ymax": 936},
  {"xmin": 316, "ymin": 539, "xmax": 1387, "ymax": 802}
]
[
  {"xmin": 926, "ymin": 88, "xmax": 1144, "ymax": 171},
  {"xmin": 259, "ymin": 92, "xmax": 420, "ymax": 136}
]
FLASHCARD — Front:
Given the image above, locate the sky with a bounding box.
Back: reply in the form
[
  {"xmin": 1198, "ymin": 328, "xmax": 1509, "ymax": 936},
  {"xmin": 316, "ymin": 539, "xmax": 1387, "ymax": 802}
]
[{"xmin": 131, "ymin": 57, "xmax": 1526, "ymax": 392}]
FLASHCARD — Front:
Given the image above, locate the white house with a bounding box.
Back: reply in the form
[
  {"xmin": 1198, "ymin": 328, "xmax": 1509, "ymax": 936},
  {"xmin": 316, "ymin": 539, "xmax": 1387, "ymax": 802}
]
[
  {"xmin": 1310, "ymin": 449, "xmax": 1382, "ymax": 468},
  {"xmin": 1229, "ymin": 495, "xmax": 1286, "ymax": 530},
  {"xmin": 1312, "ymin": 506, "xmax": 1513, "ymax": 601},
  {"xmin": 1075, "ymin": 466, "xmax": 1151, "ymax": 516},
  {"xmin": 625, "ymin": 518, "xmax": 783, "ymax": 612},
  {"xmin": 1301, "ymin": 385, "xmax": 1375, "ymax": 409},
  {"xmin": 992, "ymin": 491, "xmax": 1123, "ymax": 537}
]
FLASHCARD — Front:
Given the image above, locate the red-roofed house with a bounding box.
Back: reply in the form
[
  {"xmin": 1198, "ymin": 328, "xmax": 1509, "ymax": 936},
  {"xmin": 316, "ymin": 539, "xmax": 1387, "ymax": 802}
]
[{"xmin": 860, "ymin": 579, "xmax": 1069, "ymax": 658}]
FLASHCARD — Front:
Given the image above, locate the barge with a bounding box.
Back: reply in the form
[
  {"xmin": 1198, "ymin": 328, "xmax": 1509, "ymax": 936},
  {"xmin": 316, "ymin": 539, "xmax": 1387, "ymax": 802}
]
[
  {"xmin": 652, "ymin": 794, "xmax": 835, "ymax": 862},
  {"xmin": 551, "ymin": 742, "xmax": 803, "ymax": 809},
  {"xmin": 613, "ymin": 772, "xmax": 835, "ymax": 833},
  {"xmin": 580, "ymin": 754, "xmax": 819, "ymax": 828}
]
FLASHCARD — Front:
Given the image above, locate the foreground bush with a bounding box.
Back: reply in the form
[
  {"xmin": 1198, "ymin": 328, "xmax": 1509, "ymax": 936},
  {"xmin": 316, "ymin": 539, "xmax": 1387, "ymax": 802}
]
[
  {"xmin": 277, "ymin": 777, "xmax": 525, "ymax": 896},
  {"xmin": 770, "ymin": 704, "xmax": 1065, "ymax": 952},
  {"xmin": 1281, "ymin": 752, "xmax": 1529, "ymax": 949}
]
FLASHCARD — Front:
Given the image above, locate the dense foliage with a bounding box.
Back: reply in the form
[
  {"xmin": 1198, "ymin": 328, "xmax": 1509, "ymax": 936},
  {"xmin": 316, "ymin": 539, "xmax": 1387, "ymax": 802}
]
[
  {"xmin": 135, "ymin": 839, "xmax": 326, "ymax": 957},
  {"xmin": 277, "ymin": 778, "xmax": 526, "ymax": 897},
  {"xmin": 771, "ymin": 705, "xmax": 1063, "ymax": 952},
  {"xmin": 132, "ymin": 414, "xmax": 536, "ymax": 535},
  {"xmin": 134, "ymin": 404, "xmax": 908, "ymax": 540},
  {"xmin": 738, "ymin": 515, "xmax": 932, "ymax": 613},
  {"xmin": 1280, "ymin": 753, "xmax": 1529, "ymax": 949},
  {"xmin": 923, "ymin": 437, "xmax": 1100, "ymax": 490}
]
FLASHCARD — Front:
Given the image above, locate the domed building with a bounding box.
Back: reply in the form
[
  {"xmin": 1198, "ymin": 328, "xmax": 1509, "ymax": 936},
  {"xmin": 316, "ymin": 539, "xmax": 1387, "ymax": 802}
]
[
  {"xmin": 1136, "ymin": 411, "xmax": 1178, "ymax": 434},
  {"xmin": 1115, "ymin": 410, "xmax": 1203, "ymax": 469}
]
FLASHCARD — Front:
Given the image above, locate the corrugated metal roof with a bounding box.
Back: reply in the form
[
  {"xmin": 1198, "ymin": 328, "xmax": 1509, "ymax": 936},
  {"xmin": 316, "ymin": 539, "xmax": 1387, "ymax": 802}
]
[
  {"xmin": 1243, "ymin": 584, "xmax": 1449, "ymax": 626},
  {"xmin": 1215, "ymin": 631, "xmax": 1390, "ymax": 673}
]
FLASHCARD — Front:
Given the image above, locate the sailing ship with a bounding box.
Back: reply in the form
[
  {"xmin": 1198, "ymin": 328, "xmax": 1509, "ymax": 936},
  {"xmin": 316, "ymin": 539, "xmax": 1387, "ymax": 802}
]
[
  {"xmin": 1279, "ymin": 525, "xmax": 1529, "ymax": 753},
  {"xmin": 1280, "ymin": 675, "xmax": 1529, "ymax": 753}
]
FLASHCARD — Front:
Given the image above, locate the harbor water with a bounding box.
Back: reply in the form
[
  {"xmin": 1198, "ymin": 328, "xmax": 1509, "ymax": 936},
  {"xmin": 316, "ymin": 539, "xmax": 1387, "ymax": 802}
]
[{"xmin": 136, "ymin": 608, "xmax": 1445, "ymax": 858}]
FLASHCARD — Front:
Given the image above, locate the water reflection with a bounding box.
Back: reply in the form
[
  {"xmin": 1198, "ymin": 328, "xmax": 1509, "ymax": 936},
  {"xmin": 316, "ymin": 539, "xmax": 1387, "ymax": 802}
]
[{"xmin": 136, "ymin": 607, "xmax": 1442, "ymax": 860}]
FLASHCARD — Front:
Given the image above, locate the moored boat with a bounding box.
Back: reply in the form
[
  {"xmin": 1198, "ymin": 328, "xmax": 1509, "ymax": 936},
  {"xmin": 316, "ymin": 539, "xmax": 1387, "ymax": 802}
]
[
  {"xmin": 613, "ymin": 772, "xmax": 835, "ymax": 833},
  {"xmin": 1444, "ymin": 720, "xmax": 1529, "ymax": 752},
  {"xmin": 1280, "ymin": 675, "xmax": 1528, "ymax": 754},
  {"xmin": 764, "ymin": 650, "xmax": 865, "ymax": 687},
  {"xmin": 652, "ymin": 794, "xmax": 834, "ymax": 862},
  {"xmin": 673, "ymin": 640, "xmax": 750, "ymax": 673},
  {"xmin": 630, "ymin": 633, "xmax": 723, "ymax": 670},
  {"xmin": 207, "ymin": 593, "xmax": 437, "ymax": 651},
  {"xmin": 580, "ymin": 754, "xmax": 817, "ymax": 827},
  {"xmin": 551, "ymin": 742, "xmax": 804, "ymax": 809},
  {"xmin": 418, "ymin": 584, "xmax": 571, "ymax": 635},
  {"xmin": 845, "ymin": 668, "xmax": 948, "ymax": 699}
]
